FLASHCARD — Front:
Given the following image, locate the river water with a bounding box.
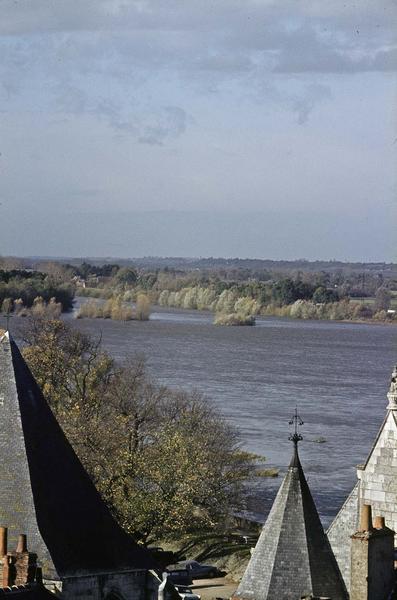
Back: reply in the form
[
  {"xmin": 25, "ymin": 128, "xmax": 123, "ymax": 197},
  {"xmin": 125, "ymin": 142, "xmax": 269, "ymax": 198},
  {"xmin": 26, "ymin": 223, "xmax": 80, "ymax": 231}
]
[{"xmin": 60, "ymin": 300, "xmax": 396, "ymax": 527}]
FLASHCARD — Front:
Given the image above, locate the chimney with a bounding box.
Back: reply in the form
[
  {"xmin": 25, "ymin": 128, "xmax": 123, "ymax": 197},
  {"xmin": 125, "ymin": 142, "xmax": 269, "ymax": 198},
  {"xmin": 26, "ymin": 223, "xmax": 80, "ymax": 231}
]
[
  {"xmin": 350, "ymin": 505, "xmax": 395, "ymax": 600},
  {"xmin": 2, "ymin": 555, "xmax": 16, "ymax": 588},
  {"xmin": 0, "ymin": 529, "xmax": 7, "ymax": 588},
  {"xmin": 2, "ymin": 556, "xmax": 10, "ymax": 588},
  {"xmin": 0, "ymin": 532, "xmax": 38, "ymax": 588},
  {"xmin": 35, "ymin": 566, "xmax": 43, "ymax": 585},
  {"xmin": 360, "ymin": 503, "xmax": 372, "ymax": 531},
  {"xmin": 16, "ymin": 534, "xmax": 27, "ymax": 553},
  {"xmin": 0, "ymin": 528, "xmax": 7, "ymax": 558},
  {"xmin": 373, "ymin": 515, "xmax": 385, "ymax": 529},
  {"xmin": 14, "ymin": 534, "xmax": 37, "ymax": 586}
]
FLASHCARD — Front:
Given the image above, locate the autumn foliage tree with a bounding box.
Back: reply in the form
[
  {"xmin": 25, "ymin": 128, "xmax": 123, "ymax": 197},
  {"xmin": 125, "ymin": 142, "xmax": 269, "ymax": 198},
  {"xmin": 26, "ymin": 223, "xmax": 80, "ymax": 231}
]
[{"xmin": 20, "ymin": 316, "xmax": 257, "ymax": 543}]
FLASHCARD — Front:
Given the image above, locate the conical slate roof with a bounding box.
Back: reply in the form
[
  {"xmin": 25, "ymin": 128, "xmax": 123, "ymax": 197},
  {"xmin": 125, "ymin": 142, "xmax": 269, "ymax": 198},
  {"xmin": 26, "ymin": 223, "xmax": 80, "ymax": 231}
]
[
  {"xmin": 234, "ymin": 444, "xmax": 347, "ymax": 600},
  {"xmin": 0, "ymin": 331, "xmax": 155, "ymax": 580}
]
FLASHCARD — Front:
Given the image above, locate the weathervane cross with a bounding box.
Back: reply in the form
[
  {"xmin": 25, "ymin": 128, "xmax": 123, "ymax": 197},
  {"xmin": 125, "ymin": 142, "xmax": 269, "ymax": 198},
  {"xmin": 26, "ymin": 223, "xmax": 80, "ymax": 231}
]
[{"xmin": 289, "ymin": 406, "xmax": 304, "ymax": 446}]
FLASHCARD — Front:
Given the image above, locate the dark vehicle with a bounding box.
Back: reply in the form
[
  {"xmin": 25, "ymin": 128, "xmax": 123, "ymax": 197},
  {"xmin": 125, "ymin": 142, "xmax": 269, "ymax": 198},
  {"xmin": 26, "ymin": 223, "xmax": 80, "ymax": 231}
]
[
  {"xmin": 174, "ymin": 586, "xmax": 201, "ymax": 600},
  {"xmin": 176, "ymin": 560, "xmax": 222, "ymax": 579}
]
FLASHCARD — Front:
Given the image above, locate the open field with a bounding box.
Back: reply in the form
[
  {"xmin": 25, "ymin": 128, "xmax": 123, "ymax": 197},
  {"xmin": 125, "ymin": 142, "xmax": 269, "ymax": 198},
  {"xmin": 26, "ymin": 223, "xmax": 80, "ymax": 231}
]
[{"xmin": 350, "ymin": 295, "xmax": 397, "ymax": 310}]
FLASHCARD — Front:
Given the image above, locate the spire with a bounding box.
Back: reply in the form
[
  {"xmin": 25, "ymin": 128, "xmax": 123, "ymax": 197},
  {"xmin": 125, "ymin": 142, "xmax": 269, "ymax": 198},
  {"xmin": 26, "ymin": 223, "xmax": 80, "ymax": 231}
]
[
  {"xmin": 387, "ymin": 365, "xmax": 397, "ymax": 410},
  {"xmin": 0, "ymin": 333, "xmax": 155, "ymax": 580},
  {"xmin": 234, "ymin": 413, "xmax": 347, "ymax": 600},
  {"xmin": 288, "ymin": 406, "xmax": 303, "ymax": 467}
]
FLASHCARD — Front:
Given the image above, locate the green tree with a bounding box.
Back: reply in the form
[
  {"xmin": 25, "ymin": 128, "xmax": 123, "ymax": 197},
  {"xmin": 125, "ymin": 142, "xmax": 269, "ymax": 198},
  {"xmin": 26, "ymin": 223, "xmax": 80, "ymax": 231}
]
[
  {"xmin": 272, "ymin": 279, "xmax": 315, "ymax": 306},
  {"xmin": 21, "ymin": 317, "xmax": 257, "ymax": 543},
  {"xmin": 115, "ymin": 267, "xmax": 138, "ymax": 286},
  {"xmin": 312, "ymin": 286, "xmax": 338, "ymax": 304}
]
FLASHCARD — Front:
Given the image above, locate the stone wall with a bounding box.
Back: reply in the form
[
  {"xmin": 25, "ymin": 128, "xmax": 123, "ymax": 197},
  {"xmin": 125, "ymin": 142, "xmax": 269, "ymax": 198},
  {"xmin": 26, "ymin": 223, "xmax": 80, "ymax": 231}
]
[
  {"xmin": 328, "ymin": 409, "xmax": 397, "ymax": 593},
  {"xmin": 358, "ymin": 411, "xmax": 397, "ymax": 534},
  {"xmin": 327, "ymin": 482, "xmax": 359, "ymax": 591},
  {"xmin": 62, "ymin": 569, "xmax": 159, "ymax": 600}
]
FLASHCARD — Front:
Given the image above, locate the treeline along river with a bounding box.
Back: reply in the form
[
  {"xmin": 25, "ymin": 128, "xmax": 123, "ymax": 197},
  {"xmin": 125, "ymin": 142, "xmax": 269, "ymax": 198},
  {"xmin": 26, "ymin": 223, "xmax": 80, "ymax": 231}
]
[{"xmin": 57, "ymin": 301, "xmax": 397, "ymax": 526}]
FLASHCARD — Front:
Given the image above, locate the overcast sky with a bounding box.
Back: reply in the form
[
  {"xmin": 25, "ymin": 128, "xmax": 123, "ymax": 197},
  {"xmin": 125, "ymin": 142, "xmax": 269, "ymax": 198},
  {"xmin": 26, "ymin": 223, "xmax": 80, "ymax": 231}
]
[{"xmin": 0, "ymin": 0, "xmax": 396, "ymax": 261}]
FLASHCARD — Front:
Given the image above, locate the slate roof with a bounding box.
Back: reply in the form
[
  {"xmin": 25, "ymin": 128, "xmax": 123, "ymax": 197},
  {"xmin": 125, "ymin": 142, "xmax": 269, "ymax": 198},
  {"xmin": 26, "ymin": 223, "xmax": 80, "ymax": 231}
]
[
  {"xmin": 0, "ymin": 332, "xmax": 155, "ymax": 580},
  {"xmin": 234, "ymin": 444, "xmax": 347, "ymax": 600},
  {"xmin": 0, "ymin": 585, "xmax": 54, "ymax": 599}
]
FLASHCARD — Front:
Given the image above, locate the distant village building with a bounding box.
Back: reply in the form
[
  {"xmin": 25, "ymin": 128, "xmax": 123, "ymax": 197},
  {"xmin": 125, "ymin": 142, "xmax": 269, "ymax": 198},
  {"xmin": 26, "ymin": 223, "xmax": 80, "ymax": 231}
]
[
  {"xmin": 71, "ymin": 275, "xmax": 86, "ymax": 288},
  {"xmin": 0, "ymin": 331, "xmax": 167, "ymax": 600}
]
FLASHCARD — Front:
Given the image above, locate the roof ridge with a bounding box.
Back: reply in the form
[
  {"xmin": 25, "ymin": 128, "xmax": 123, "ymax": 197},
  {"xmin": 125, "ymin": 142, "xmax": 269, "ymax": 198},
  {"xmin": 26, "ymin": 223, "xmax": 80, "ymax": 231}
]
[{"xmin": 265, "ymin": 459, "xmax": 301, "ymax": 596}]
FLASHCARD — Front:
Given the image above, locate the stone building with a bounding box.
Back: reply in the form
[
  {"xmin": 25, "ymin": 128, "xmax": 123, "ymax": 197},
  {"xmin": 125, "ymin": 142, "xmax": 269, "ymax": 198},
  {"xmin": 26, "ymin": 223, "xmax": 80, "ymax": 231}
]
[
  {"xmin": 0, "ymin": 331, "xmax": 162, "ymax": 599},
  {"xmin": 2, "ymin": 323, "xmax": 396, "ymax": 599},
  {"xmin": 233, "ymin": 423, "xmax": 347, "ymax": 600},
  {"xmin": 327, "ymin": 364, "xmax": 397, "ymax": 593}
]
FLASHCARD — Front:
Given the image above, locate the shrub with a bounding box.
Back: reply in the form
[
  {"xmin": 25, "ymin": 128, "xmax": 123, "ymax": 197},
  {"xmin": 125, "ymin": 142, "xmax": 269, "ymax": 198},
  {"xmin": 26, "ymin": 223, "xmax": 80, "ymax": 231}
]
[
  {"xmin": 135, "ymin": 294, "xmax": 151, "ymax": 321},
  {"xmin": 214, "ymin": 313, "xmax": 255, "ymax": 326},
  {"xmin": 77, "ymin": 297, "xmax": 134, "ymax": 321}
]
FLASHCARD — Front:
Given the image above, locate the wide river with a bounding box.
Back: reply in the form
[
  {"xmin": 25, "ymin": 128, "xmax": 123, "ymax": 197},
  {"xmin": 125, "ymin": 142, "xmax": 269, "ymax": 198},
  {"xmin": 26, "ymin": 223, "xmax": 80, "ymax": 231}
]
[{"xmin": 59, "ymin": 300, "xmax": 397, "ymax": 527}]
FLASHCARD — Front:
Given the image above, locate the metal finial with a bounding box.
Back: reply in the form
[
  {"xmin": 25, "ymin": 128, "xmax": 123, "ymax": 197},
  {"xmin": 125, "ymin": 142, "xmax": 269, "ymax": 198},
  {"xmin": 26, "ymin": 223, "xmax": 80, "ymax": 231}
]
[{"xmin": 289, "ymin": 406, "xmax": 304, "ymax": 446}]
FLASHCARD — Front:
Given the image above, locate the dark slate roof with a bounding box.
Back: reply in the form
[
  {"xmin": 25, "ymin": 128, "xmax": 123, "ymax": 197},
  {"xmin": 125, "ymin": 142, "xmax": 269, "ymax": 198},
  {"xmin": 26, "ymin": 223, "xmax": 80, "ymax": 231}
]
[
  {"xmin": 0, "ymin": 332, "xmax": 155, "ymax": 580},
  {"xmin": 234, "ymin": 445, "xmax": 347, "ymax": 600},
  {"xmin": 0, "ymin": 585, "xmax": 54, "ymax": 599}
]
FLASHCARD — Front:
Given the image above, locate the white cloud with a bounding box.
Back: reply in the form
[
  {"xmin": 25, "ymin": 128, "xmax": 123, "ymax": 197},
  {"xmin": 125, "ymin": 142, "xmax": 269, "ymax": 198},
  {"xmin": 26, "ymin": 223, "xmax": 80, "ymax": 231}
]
[
  {"xmin": 0, "ymin": 1, "xmax": 395, "ymax": 262},
  {"xmin": 138, "ymin": 106, "xmax": 188, "ymax": 145},
  {"xmin": 0, "ymin": 1, "xmax": 395, "ymax": 75}
]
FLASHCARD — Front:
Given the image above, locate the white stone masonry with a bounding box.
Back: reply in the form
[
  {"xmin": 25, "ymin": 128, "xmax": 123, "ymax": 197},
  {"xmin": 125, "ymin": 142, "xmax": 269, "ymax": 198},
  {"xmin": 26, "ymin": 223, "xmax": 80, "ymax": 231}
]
[{"xmin": 328, "ymin": 365, "xmax": 397, "ymax": 593}]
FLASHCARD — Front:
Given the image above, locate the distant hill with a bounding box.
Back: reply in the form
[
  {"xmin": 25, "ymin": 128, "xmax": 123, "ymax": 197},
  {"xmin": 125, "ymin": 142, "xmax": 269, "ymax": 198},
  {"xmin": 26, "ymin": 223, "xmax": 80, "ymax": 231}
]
[{"xmin": 20, "ymin": 255, "xmax": 397, "ymax": 277}]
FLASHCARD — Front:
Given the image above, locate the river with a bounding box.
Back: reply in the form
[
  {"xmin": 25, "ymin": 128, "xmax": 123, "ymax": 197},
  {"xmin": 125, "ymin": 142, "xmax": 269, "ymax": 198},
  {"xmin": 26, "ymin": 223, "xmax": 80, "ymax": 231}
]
[{"xmin": 59, "ymin": 299, "xmax": 396, "ymax": 527}]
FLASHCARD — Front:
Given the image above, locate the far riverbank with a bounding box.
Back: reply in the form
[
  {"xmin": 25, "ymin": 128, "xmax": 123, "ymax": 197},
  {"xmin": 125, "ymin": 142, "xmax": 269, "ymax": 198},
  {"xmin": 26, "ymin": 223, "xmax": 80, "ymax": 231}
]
[{"xmin": 75, "ymin": 292, "xmax": 396, "ymax": 327}]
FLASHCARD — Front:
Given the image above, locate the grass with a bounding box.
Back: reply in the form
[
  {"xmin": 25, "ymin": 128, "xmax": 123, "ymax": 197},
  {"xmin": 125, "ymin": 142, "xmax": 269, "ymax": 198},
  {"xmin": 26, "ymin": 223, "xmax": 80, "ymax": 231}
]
[{"xmin": 348, "ymin": 296, "xmax": 397, "ymax": 311}]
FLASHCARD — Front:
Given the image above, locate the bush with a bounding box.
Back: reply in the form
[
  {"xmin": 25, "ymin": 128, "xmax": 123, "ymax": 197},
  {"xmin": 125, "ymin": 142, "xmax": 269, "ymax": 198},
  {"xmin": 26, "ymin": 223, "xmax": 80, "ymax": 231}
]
[
  {"xmin": 135, "ymin": 294, "xmax": 151, "ymax": 321},
  {"xmin": 77, "ymin": 297, "xmax": 134, "ymax": 321},
  {"xmin": 214, "ymin": 313, "xmax": 255, "ymax": 326}
]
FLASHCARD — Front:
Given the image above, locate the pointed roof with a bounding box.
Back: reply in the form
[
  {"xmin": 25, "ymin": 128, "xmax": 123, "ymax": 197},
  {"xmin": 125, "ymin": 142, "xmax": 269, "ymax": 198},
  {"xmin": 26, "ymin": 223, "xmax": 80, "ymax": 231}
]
[
  {"xmin": 0, "ymin": 332, "xmax": 155, "ymax": 580},
  {"xmin": 234, "ymin": 443, "xmax": 347, "ymax": 600},
  {"xmin": 361, "ymin": 363, "xmax": 397, "ymax": 471}
]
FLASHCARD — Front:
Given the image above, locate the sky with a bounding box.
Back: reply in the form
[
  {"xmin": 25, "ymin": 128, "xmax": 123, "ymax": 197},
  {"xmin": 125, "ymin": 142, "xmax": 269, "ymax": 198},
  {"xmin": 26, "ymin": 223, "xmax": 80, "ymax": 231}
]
[{"xmin": 0, "ymin": 0, "xmax": 396, "ymax": 261}]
